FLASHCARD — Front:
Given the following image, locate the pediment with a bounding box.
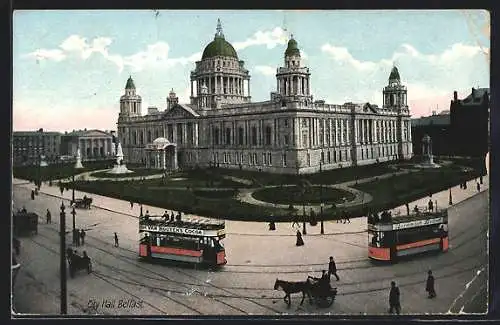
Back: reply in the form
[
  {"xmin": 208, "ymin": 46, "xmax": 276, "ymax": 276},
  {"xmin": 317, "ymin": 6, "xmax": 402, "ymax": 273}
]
[{"xmin": 163, "ymin": 104, "xmax": 197, "ymax": 119}]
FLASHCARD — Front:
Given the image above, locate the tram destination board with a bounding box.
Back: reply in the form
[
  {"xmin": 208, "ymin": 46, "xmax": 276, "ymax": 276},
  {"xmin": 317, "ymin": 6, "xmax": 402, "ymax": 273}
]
[
  {"xmin": 392, "ymin": 217, "xmax": 444, "ymax": 230},
  {"xmin": 139, "ymin": 224, "xmax": 225, "ymax": 237}
]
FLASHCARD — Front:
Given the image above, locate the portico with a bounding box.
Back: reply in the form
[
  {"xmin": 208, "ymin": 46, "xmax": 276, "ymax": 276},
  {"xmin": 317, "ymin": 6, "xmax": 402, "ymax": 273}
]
[{"xmin": 145, "ymin": 138, "xmax": 178, "ymax": 171}]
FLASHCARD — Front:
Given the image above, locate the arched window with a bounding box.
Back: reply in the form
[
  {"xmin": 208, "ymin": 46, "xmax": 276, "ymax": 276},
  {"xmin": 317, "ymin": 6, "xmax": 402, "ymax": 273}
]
[{"xmin": 214, "ymin": 128, "xmax": 220, "ymax": 145}]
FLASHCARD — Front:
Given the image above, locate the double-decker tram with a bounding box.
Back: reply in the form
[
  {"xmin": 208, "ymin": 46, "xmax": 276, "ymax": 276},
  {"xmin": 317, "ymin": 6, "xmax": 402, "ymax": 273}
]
[
  {"xmin": 368, "ymin": 207, "xmax": 449, "ymax": 262},
  {"xmin": 139, "ymin": 215, "xmax": 227, "ymax": 267}
]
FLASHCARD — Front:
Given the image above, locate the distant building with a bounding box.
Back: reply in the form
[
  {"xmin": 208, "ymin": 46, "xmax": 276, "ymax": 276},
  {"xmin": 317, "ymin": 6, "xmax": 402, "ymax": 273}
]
[
  {"xmin": 12, "ymin": 128, "xmax": 62, "ymax": 166},
  {"xmin": 410, "ymin": 87, "xmax": 489, "ymax": 159},
  {"xmin": 411, "ymin": 111, "xmax": 451, "ymax": 156},
  {"xmin": 450, "ymin": 88, "xmax": 489, "ymax": 158},
  {"xmin": 60, "ymin": 129, "xmax": 115, "ymax": 161}
]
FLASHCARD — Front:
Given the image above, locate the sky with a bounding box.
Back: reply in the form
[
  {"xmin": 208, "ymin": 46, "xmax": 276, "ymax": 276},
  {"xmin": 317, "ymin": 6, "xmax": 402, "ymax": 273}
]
[{"xmin": 13, "ymin": 10, "xmax": 490, "ymax": 132}]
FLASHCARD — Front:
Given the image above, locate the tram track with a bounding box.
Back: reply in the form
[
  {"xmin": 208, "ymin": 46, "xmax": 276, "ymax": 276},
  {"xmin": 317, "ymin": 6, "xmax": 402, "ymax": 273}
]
[
  {"xmin": 20, "ymin": 234, "xmax": 487, "ymax": 303},
  {"xmin": 34, "ymin": 221, "xmax": 486, "ymax": 293},
  {"xmin": 31, "ymin": 229, "xmax": 279, "ymax": 315}
]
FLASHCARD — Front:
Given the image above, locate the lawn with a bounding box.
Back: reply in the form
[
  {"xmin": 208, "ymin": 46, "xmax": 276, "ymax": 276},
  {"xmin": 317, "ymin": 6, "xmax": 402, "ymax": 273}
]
[
  {"xmin": 13, "ymin": 160, "xmax": 115, "ymax": 181},
  {"xmin": 91, "ymin": 168, "xmax": 163, "ymax": 178},
  {"xmin": 66, "ymin": 158, "xmax": 485, "ymax": 222},
  {"xmin": 252, "ymin": 186, "xmax": 355, "ymax": 205}
]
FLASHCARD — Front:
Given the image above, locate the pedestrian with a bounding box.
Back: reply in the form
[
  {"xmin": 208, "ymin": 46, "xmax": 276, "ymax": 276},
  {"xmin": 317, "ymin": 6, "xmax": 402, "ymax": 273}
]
[
  {"xmin": 170, "ymin": 212, "xmax": 175, "ymax": 222},
  {"xmin": 328, "ymin": 256, "xmax": 340, "ymax": 281},
  {"xmin": 130, "ymin": 201, "xmax": 134, "ymax": 209},
  {"xmin": 477, "ymin": 182, "xmax": 481, "ymax": 192},
  {"xmin": 426, "ymin": 270, "xmax": 436, "ymax": 298},
  {"xmin": 46, "ymin": 209, "xmax": 51, "ymax": 224},
  {"xmin": 269, "ymin": 221, "xmax": 276, "ymax": 231},
  {"xmin": 72, "ymin": 229, "xmax": 78, "ymax": 245},
  {"xmin": 428, "ymin": 199, "xmax": 434, "ymax": 212},
  {"xmin": 291, "ymin": 215, "xmax": 299, "ymax": 228},
  {"xmin": 388, "ymin": 281, "xmax": 401, "ymax": 315},
  {"xmin": 296, "ymin": 230, "xmax": 304, "ymax": 246},
  {"xmin": 480, "ymin": 176, "xmax": 483, "ymax": 184},
  {"xmin": 80, "ymin": 229, "xmax": 86, "ymax": 246},
  {"xmin": 114, "ymin": 232, "xmax": 119, "ymax": 247},
  {"xmin": 31, "ymin": 190, "xmax": 35, "ymax": 200},
  {"xmin": 345, "ymin": 212, "xmax": 351, "ymax": 224}
]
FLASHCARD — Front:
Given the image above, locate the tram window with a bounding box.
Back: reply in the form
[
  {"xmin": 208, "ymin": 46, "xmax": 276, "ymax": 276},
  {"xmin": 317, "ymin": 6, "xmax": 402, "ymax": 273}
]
[{"xmin": 396, "ymin": 225, "xmax": 442, "ymax": 245}]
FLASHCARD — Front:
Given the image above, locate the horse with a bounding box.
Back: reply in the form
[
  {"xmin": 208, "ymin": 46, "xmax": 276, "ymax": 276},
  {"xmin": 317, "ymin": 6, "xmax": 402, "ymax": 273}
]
[{"xmin": 274, "ymin": 279, "xmax": 312, "ymax": 307}]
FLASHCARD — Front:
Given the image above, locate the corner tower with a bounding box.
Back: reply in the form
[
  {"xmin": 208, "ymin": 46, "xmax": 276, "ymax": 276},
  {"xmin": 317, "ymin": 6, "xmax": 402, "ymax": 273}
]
[
  {"xmin": 119, "ymin": 76, "xmax": 142, "ymax": 118},
  {"xmin": 383, "ymin": 66, "xmax": 412, "ymax": 160},
  {"xmin": 383, "ymin": 66, "xmax": 407, "ymax": 109},
  {"xmin": 275, "ymin": 35, "xmax": 312, "ymax": 105},
  {"xmin": 190, "ymin": 19, "xmax": 251, "ymax": 109}
]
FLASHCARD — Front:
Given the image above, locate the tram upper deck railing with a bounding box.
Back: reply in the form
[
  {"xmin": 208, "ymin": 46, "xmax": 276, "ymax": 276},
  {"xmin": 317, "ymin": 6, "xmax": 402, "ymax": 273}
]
[{"xmin": 368, "ymin": 208, "xmax": 448, "ymax": 226}]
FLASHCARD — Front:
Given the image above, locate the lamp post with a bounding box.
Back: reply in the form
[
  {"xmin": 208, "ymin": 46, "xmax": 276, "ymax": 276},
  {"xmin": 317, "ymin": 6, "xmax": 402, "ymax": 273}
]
[
  {"xmin": 71, "ymin": 174, "xmax": 75, "ymax": 205},
  {"xmin": 449, "ymin": 188, "xmax": 453, "ymax": 206},
  {"xmin": 59, "ymin": 201, "xmax": 67, "ymax": 314},
  {"xmin": 71, "ymin": 207, "xmax": 76, "ymax": 244}
]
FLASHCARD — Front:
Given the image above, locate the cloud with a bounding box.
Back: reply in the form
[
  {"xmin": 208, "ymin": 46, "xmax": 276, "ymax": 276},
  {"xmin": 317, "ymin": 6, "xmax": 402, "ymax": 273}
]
[
  {"xmin": 230, "ymin": 27, "xmax": 288, "ymax": 50},
  {"xmin": 254, "ymin": 65, "xmax": 276, "ymax": 76},
  {"xmin": 318, "ymin": 41, "xmax": 488, "ymax": 117},
  {"xmin": 25, "ymin": 48, "xmax": 66, "ymax": 62},
  {"xmin": 24, "ymin": 27, "xmax": 288, "ymax": 72}
]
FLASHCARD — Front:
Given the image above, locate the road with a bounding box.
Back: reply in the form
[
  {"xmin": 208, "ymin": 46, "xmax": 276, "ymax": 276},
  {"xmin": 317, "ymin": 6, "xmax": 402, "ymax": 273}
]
[{"xmin": 12, "ymin": 181, "xmax": 488, "ymax": 316}]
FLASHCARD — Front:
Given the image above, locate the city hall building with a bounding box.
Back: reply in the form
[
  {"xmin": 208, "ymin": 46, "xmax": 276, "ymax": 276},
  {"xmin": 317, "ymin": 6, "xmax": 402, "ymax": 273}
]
[{"xmin": 117, "ymin": 20, "xmax": 413, "ymax": 174}]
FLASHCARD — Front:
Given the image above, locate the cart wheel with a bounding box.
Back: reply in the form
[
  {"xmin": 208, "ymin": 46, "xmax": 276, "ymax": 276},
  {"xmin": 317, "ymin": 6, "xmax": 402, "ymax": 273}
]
[{"xmin": 324, "ymin": 295, "xmax": 335, "ymax": 307}]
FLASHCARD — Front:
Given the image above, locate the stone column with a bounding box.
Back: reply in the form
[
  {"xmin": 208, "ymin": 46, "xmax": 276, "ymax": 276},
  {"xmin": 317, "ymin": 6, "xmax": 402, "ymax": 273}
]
[
  {"xmin": 334, "ymin": 119, "xmax": 339, "ymax": 145},
  {"xmin": 173, "ymin": 146, "xmax": 178, "ymax": 170},
  {"xmin": 183, "ymin": 123, "xmax": 188, "ymax": 146}
]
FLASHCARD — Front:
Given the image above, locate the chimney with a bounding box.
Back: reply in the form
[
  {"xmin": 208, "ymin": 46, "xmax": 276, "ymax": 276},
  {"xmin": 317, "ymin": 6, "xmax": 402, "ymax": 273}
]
[
  {"xmin": 471, "ymin": 88, "xmax": 475, "ymax": 97},
  {"xmin": 453, "ymin": 91, "xmax": 457, "ymax": 101}
]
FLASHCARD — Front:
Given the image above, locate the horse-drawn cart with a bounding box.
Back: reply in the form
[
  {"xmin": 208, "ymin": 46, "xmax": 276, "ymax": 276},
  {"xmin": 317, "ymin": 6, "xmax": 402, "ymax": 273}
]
[
  {"xmin": 13, "ymin": 211, "xmax": 38, "ymax": 236},
  {"xmin": 274, "ymin": 276, "xmax": 338, "ymax": 308},
  {"xmin": 307, "ymin": 276, "xmax": 338, "ymax": 308},
  {"xmin": 72, "ymin": 197, "xmax": 92, "ymax": 209},
  {"xmin": 66, "ymin": 248, "xmax": 92, "ymax": 278}
]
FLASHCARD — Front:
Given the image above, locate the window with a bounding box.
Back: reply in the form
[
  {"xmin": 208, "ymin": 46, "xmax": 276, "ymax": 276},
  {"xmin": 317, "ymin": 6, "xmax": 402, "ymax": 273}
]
[
  {"xmin": 284, "ymin": 135, "xmax": 289, "ymax": 146},
  {"xmin": 248, "ymin": 153, "xmax": 252, "ymax": 165},
  {"xmin": 268, "ymin": 153, "xmax": 272, "ymax": 166},
  {"xmin": 307, "ymin": 153, "xmax": 311, "ymax": 166},
  {"xmin": 238, "ymin": 127, "xmax": 244, "ymax": 145},
  {"xmin": 339, "ymin": 150, "xmax": 342, "ymax": 161},
  {"xmin": 253, "ymin": 153, "xmax": 258, "ymax": 165},
  {"xmin": 240, "ymin": 153, "xmax": 244, "ymax": 164},
  {"xmin": 321, "ymin": 151, "xmax": 325, "ymax": 163},
  {"xmin": 327, "ymin": 151, "xmax": 331, "ymax": 163},
  {"xmin": 265, "ymin": 126, "xmax": 272, "ymax": 146},
  {"xmin": 302, "ymin": 133, "xmax": 308, "ymax": 147},
  {"xmin": 139, "ymin": 132, "xmax": 144, "ymax": 145},
  {"xmin": 214, "ymin": 128, "xmax": 220, "ymax": 145},
  {"xmin": 282, "ymin": 153, "xmax": 287, "ymax": 166},
  {"xmin": 228, "ymin": 153, "xmax": 232, "ymax": 164},
  {"xmin": 225, "ymin": 128, "xmax": 231, "ymax": 145},
  {"xmin": 302, "ymin": 118, "xmax": 308, "ymax": 127},
  {"xmin": 284, "ymin": 119, "xmax": 289, "ymax": 127},
  {"xmin": 262, "ymin": 153, "xmax": 266, "ymax": 165},
  {"xmin": 251, "ymin": 127, "xmax": 257, "ymax": 146},
  {"xmin": 147, "ymin": 130, "xmax": 152, "ymax": 143}
]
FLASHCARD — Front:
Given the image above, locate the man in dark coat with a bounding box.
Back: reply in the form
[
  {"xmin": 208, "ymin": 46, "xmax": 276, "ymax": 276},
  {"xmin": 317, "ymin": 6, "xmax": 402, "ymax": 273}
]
[
  {"xmin": 328, "ymin": 256, "xmax": 340, "ymax": 281},
  {"xmin": 426, "ymin": 270, "xmax": 436, "ymax": 298},
  {"xmin": 46, "ymin": 209, "xmax": 51, "ymax": 224},
  {"xmin": 296, "ymin": 230, "xmax": 304, "ymax": 246},
  {"xmin": 80, "ymin": 229, "xmax": 86, "ymax": 246},
  {"xmin": 389, "ymin": 281, "xmax": 401, "ymax": 314}
]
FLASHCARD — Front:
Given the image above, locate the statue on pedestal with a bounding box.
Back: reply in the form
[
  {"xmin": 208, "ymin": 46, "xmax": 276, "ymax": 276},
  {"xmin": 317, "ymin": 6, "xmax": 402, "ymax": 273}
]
[{"xmin": 74, "ymin": 147, "xmax": 84, "ymax": 169}]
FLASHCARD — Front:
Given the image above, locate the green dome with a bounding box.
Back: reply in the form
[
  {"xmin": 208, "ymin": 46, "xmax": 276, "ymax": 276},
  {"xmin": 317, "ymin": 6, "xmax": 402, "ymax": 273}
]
[
  {"xmin": 285, "ymin": 38, "xmax": 300, "ymax": 57},
  {"xmin": 202, "ymin": 36, "xmax": 238, "ymax": 60},
  {"xmin": 125, "ymin": 76, "xmax": 135, "ymax": 89},
  {"xmin": 202, "ymin": 19, "xmax": 238, "ymax": 60},
  {"xmin": 389, "ymin": 66, "xmax": 400, "ymax": 81}
]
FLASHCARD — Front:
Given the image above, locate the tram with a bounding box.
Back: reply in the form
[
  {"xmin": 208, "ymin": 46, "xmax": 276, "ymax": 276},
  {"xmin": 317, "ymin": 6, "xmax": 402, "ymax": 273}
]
[
  {"xmin": 368, "ymin": 207, "xmax": 449, "ymax": 262},
  {"xmin": 138, "ymin": 214, "xmax": 227, "ymax": 267}
]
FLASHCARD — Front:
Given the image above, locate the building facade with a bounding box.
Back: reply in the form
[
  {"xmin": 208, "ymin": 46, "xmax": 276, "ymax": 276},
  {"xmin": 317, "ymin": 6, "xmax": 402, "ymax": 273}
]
[
  {"xmin": 411, "ymin": 111, "xmax": 451, "ymax": 156},
  {"xmin": 12, "ymin": 128, "xmax": 62, "ymax": 166},
  {"xmin": 450, "ymin": 88, "xmax": 489, "ymax": 158},
  {"xmin": 117, "ymin": 20, "xmax": 413, "ymax": 174},
  {"xmin": 60, "ymin": 129, "xmax": 115, "ymax": 161}
]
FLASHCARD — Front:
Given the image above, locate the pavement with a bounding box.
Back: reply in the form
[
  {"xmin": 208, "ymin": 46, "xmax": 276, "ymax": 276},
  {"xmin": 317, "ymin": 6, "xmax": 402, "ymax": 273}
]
[{"xmin": 11, "ymin": 173, "xmax": 489, "ymax": 316}]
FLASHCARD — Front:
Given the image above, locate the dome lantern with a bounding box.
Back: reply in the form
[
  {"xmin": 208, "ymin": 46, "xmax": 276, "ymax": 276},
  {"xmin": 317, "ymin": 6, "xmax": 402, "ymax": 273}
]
[{"xmin": 285, "ymin": 34, "xmax": 301, "ymax": 57}]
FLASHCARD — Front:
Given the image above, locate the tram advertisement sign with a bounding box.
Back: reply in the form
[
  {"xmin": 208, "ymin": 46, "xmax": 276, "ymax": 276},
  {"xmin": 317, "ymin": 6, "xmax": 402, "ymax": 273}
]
[
  {"xmin": 139, "ymin": 224, "xmax": 223, "ymax": 237},
  {"xmin": 392, "ymin": 217, "xmax": 443, "ymax": 230}
]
